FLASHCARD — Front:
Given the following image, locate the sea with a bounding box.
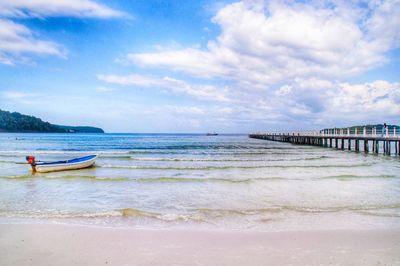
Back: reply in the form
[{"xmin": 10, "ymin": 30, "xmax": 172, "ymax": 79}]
[{"xmin": 0, "ymin": 133, "xmax": 399, "ymax": 231}]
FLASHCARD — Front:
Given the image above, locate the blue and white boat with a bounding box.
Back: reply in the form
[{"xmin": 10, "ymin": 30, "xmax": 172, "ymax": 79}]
[{"xmin": 26, "ymin": 155, "xmax": 97, "ymax": 173}]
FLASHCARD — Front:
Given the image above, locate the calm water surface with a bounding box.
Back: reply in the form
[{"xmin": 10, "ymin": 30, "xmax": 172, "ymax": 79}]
[{"xmin": 0, "ymin": 133, "xmax": 399, "ymax": 230}]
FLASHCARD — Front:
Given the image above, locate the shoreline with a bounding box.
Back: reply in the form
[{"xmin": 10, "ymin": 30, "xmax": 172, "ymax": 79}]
[{"xmin": 1, "ymin": 223, "xmax": 399, "ymax": 265}]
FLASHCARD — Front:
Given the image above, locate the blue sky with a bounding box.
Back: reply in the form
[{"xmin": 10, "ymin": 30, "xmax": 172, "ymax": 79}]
[{"xmin": 0, "ymin": 0, "xmax": 399, "ymax": 133}]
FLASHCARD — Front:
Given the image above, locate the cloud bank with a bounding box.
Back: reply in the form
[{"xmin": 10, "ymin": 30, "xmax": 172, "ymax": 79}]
[
  {"xmin": 98, "ymin": 0, "xmax": 400, "ymax": 130},
  {"xmin": 126, "ymin": 1, "xmax": 399, "ymax": 86}
]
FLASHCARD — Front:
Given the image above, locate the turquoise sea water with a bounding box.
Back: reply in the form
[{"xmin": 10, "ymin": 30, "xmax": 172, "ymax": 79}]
[{"xmin": 0, "ymin": 133, "xmax": 399, "ymax": 230}]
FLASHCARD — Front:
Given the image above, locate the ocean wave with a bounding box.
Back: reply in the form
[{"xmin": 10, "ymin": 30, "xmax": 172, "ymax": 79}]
[
  {"xmin": 99, "ymin": 155, "xmax": 133, "ymax": 159},
  {"xmin": 3, "ymin": 173, "xmax": 395, "ymax": 183},
  {"xmin": 0, "ymin": 154, "xmax": 21, "ymax": 158},
  {"xmin": 0, "ymin": 160, "xmax": 26, "ymax": 164},
  {"xmin": 1, "ymin": 174, "xmax": 129, "ymax": 181},
  {"xmin": 0, "ymin": 209, "xmax": 204, "ymax": 222},
  {"xmin": 0, "ymin": 150, "xmax": 130, "ymax": 155},
  {"xmin": 124, "ymin": 145, "xmax": 303, "ymax": 151},
  {"xmin": 0, "ymin": 152, "xmax": 330, "ymax": 161},
  {"xmin": 97, "ymin": 163, "xmax": 373, "ymax": 170},
  {"xmin": 0, "ymin": 160, "xmax": 18, "ymax": 164},
  {"xmin": 0, "ymin": 150, "xmax": 310, "ymax": 157},
  {"xmin": 1, "ymin": 174, "xmax": 33, "ymax": 179},
  {"xmin": 357, "ymin": 210, "xmax": 400, "ymax": 218},
  {"xmin": 2, "ymin": 204, "xmax": 400, "ymax": 221},
  {"xmin": 133, "ymin": 177, "xmax": 276, "ymax": 183},
  {"xmin": 0, "ymin": 174, "xmax": 284, "ymax": 183},
  {"xmin": 194, "ymin": 205, "xmax": 400, "ymax": 218},
  {"xmin": 126, "ymin": 150, "xmax": 321, "ymax": 156},
  {"xmin": 319, "ymin": 174, "xmax": 398, "ymax": 180},
  {"xmin": 127, "ymin": 155, "xmax": 331, "ymax": 162}
]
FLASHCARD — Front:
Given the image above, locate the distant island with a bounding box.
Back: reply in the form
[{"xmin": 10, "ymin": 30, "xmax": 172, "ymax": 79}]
[
  {"xmin": 0, "ymin": 109, "xmax": 104, "ymax": 133},
  {"xmin": 324, "ymin": 124, "xmax": 399, "ymax": 131}
]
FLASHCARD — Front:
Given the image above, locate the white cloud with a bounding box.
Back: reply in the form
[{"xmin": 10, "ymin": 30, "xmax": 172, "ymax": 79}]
[
  {"xmin": 145, "ymin": 105, "xmax": 205, "ymax": 115},
  {"xmin": 97, "ymin": 73, "xmax": 231, "ymax": 102},
  {"xmin": 0, "ymin": 0, "xmax": 125, "ymax": 65},
  {"xmin": 97, "ymin": 73, "xmax": 165, "ymax": 87},
  {"xmin": 0, "ymin": 90, "xmax": 39, "ymax": 104},
  {"xmin": 125, "ymin": 1, "xmax": 398, "ymax": 87},
  {"xmin": 95, "ymin": 86, "xmax": 116, "ymax": 92},
  {"xmin": 328, "ymin": 80, "xmax": 400, "ymax": 117},
  {"xmin": 2, "ymin": 91, "xmax": 34, "ymax": 99},
  {"xmin": 263, "ymin": 79, "xmax": 400, "ymax": 126},
  {"xmin": 0, "ymin": 19, "xmax": 64, "ymax": 64},
  {"xmin": 365, "ymin": 0, "xmax": 400, "ymax": 50},
  {"xmin": 0, "ymin": 0, "xmax": 125, "ymax": 18}
]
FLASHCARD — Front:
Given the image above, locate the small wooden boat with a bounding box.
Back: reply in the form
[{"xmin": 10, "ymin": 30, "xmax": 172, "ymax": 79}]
[{"xmin": 26, "ymin": 155, "xmax": 97, "ymax": 173}]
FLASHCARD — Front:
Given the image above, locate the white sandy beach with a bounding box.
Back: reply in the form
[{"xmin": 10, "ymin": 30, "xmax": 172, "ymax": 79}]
[{"xmin": 1, "ymin": 223, "xmax": 400, "ymax": 266}]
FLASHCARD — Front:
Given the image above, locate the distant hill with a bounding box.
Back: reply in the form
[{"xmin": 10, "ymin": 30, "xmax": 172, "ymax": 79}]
[
  {"xmin": 0, "ymin": 109, "xmax": 104, "ymax": 133},
  {"xmin": 324, "ymin": 124, "xmax": 400, "ymax": 131},
  {"xmin": 58, "ymin": 125, "xmax": 105, "ymax": 133},
  {"xmin": 349, "ymin": 124, "xmax": 399, "ymax": 131}
]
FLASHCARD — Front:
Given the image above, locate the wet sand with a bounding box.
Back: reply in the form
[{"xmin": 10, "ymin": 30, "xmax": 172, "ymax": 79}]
[{"xmin": 1, "ymin": 223, "xmax": 399, "ymax": 266}]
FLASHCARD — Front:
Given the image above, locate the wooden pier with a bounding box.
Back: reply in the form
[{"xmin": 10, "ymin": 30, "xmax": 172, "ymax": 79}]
[{"xmin": 249, "ymin": 127, "xmax": 400, "ymax": 156}]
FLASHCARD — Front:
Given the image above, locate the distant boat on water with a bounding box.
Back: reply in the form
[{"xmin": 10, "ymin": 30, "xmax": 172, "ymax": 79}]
[
  {"xmin": 206, "ymin": 132, "xmax": 218, "ymax": 136},
  {"xmin": 26, "ymin": 155, "xmax": 97, "ymax": 173}
]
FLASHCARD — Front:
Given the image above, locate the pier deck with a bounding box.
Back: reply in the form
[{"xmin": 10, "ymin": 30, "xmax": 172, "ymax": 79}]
[{"xmin": 249, "ymin": 128, "xmax": 400, "ymax": 156}]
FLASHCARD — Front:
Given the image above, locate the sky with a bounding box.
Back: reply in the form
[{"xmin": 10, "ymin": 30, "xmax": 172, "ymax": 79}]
[{"xmin": 0, "ymin": 0, "xmax": 399, "ymax": 133}]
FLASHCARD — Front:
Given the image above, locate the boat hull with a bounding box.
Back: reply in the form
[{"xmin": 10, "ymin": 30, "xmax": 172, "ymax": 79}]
[{"xmin": 33, "ymin": 155, "xmax": 97, "ymax": 173}]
